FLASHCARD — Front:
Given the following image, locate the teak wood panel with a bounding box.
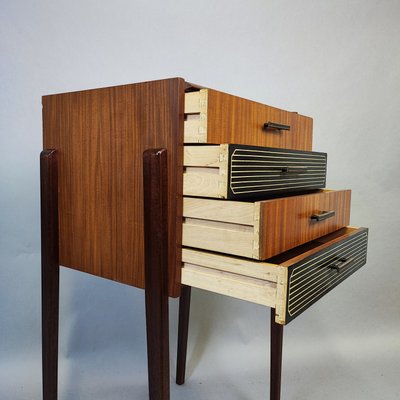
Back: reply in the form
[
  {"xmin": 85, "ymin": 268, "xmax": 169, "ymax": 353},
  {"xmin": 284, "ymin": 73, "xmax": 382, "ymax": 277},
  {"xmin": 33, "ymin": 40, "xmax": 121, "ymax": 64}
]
[
  {"xmin": 184, "ymin": 89, "xmax": 313, "ymax": 151},
  {"xmin": 258, "ymin": 189, "xmax": 351, "ymax": 259},
  {"xmin": 183, "ymin": 190, "xmax": 351, "ymax": 260},
  {"xmin": 42, "ymin": 78, "xmax": 185, "ymax": 297}
]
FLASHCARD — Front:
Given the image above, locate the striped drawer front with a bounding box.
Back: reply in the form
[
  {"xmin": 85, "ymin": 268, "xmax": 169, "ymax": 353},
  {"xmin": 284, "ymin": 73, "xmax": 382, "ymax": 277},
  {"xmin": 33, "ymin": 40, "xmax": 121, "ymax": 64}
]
[
  {"xmin": 228, "ymin": 145, "xmax": 327, "ymax": 198},
  {"xmin": 183, "ymin": 144, "xmax": 327, "ymax": 200},
  {"xmin": 285, "ymin": 228, "xmax": 368, "ymax": 323}
]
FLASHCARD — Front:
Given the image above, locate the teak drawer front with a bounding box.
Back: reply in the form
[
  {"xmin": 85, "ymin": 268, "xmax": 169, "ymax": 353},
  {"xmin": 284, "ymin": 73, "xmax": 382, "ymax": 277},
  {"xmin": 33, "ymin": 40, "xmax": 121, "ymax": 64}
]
[
  {"xmin": 183, "ymin": 144, "xmax": 327, "ymax": 199},
  {"xmin": 182, "ymin": 190, "xmax": 350, "ymax": 260},
  {"xmin": 184, "ymin": 89, "xmax": 313, "ymax": 151},
  {"xmin": 182, "ymin": 227, "xmax": 369, "ymax": 325}
]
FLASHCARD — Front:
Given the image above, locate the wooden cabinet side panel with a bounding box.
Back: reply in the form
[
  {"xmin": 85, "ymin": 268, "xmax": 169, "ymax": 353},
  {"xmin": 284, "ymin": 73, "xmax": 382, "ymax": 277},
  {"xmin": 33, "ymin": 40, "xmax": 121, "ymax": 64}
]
[
  {"xmin": 206, "ymin": 89, "xmax": 313, "ymax": 151},
  {"xmin": 42, "ymin": 78, "xmax": 185, "ymax": 296},
  {"xmin": 259, "ymin": 190, "xmax": 351, "ymax": 259}
]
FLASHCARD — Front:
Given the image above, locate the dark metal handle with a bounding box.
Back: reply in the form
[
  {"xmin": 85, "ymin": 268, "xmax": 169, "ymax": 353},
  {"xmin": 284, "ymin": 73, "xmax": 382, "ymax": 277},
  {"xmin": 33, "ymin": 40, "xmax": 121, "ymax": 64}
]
[
  {"xmin": 328, "ymin": 256, "xmax": 355, "ymax": 272},
  {"xmin": 264, "ymin": 121, "xmax": 290, "ymax": 131},
  {"xmin": 310, "ymin": 210, "xmax": 336, "ymax": 222},
  {"xmin": 281, "ymin": 166, "xmax": 307, "ymax": 174}
]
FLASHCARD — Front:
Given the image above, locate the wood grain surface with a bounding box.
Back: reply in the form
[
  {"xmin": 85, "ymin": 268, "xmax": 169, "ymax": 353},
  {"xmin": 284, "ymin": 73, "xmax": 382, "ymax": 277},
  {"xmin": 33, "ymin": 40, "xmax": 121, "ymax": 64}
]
[
  {"xmin": 176, "ymin": 285, "xmax": 191, "ymax": 385},
  {"xmin": 143, "ymin": 149, "xmax": 170, "ymax": 399},
  {"xmin": 258, "ymin": 189, "xmax": 351, "ymax": 259},
  {"xmin": 270, "ymin": 308, "xmax": 284, "ymax": 400},
  {"xmin": 42, "ymin": 78, "xmax": 185, "ymax": 297},
  {"xmin": 40, "ymin": 150, "xmax": 60, "ymax": 400},
  {"xmin": 186, "ymin": 89, "xmax": 313, "ymax": 150}
]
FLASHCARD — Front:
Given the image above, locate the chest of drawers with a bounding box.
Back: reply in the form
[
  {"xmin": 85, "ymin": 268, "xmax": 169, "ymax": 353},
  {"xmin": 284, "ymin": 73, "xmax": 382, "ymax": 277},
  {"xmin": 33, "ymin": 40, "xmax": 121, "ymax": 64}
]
[
  {"xmin": 41, "ymin": 77, "xmax": 368, "ymax": 400},
  {"xmin": 43, "ymin": 78, "xmax": 368, "ymax": 318},
  {"xmin": 42, "ymin": 77, "xmax": 324, "ymax": 297}
]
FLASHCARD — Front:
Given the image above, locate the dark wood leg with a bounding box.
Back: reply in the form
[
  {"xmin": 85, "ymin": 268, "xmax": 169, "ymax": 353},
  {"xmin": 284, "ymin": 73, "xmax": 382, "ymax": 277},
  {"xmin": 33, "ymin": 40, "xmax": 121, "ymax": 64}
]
[
  {"xmin": 270, "ymin": 308, "xmax": 284, "ymax": 400},
  {"xmin": 176, "ymin": 285, "xmax": 192, "ymax": 385},
  {"xmin": 143, "ymin": 149, "xmax": 170, "ymax": 400},
  {"xmin": 40, "ymin": 149, "xmax": 60, "ymax": 400}
]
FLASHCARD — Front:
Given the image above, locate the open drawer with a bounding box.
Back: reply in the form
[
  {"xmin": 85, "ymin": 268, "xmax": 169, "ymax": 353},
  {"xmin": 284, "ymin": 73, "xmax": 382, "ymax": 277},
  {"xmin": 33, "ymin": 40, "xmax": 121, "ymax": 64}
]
[
  {"xmin": 184, "ymin": 89, "xmax": 313, "ymax": 151},
  {"xmin": 183, "ymin": 189, "xmax": 351, "ymax": 260},
  {"xmin": 183, "ymin": 144, "xmax": 327, "ymax": 199},
  {"xmin": 182, "ymin": 227, "xmax": 368, "ymax": 325}
]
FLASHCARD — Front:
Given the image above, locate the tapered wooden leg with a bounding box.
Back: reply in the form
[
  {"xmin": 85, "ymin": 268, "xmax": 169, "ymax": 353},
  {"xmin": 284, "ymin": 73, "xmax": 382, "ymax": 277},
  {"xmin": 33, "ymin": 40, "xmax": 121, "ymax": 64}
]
[
  {"xmin": 176, "ymin": 285, "xmax": 191, "ymax": 385},
  {"xmin": 143, "ymin": 149, "xmax": 170, "ymax": 400},
  {"xmin": 270, "ymin": 308, "xmax": 284, "ymax": 400},
  {"xmin": 40, "ymin": 149, "xmax": 60, "ymax": 400}
]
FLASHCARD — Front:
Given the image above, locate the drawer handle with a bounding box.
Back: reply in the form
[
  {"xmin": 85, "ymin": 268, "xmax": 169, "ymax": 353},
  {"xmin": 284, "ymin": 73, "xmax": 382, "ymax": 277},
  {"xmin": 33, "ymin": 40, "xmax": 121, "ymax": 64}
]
[
  {"xmin": 328, "ymin": 256, "xmax": 355, "ymax": 272},
  {"xmin": 264, "ymin": 121, "xmax": 290, "ymax": 131},
  {"xmin": 310, "ymin": 210, "xmax": 336, "ymax": 221},
  {"xmin": 281, "ymin": 166, "xmax": 307, "ymax": 174}
]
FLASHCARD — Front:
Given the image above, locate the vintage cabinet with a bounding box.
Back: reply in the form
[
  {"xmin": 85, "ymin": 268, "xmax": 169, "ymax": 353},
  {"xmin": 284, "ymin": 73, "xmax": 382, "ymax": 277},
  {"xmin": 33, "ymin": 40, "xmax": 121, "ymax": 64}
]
[{"xmin": 41, "ymin": 78, "xmax": 368, "ymax": 400}]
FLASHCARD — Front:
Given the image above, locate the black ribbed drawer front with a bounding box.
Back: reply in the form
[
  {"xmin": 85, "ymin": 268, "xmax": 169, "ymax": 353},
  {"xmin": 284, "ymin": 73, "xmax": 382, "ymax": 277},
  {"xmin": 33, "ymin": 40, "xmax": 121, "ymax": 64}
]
[
  {"xmin": 228, "ymin": 144, "xmax": 327, "ymax": 199},
  {"xmin": 285, "ymin": 228, "xmax": 368, "ymax": 323}
]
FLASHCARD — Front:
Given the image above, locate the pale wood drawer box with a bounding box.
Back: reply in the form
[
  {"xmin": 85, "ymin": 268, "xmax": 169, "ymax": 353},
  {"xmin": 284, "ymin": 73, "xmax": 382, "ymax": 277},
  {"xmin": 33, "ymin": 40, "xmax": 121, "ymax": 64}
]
[
  {"xmin": 184, "ymin": 89, "xmax": 313, "ymax": 151},
  {"xmin": 183, "ymin": 189, "xmax": 351, "ymax": 260},
  {"xmin": 183, "ymin": 144, "xmax": 327, "ymax": 199},
  {"xmin": 182, "ymin": 227, "xmax": 368, "ymax": 325}
]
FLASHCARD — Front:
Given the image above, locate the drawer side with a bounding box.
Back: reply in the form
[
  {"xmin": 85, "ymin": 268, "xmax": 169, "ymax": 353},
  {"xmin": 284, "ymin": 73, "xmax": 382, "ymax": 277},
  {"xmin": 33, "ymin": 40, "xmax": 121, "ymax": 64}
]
[
  {"xmin": 183, "ymin": 145, "xmax": 228, "ymax": 198},
  {"xmin": 182, "ymin": 218, "xmax": 258, "ymax": 259},
  {"xmin": 183, "ymin": 197, "xmax": 260, "ymax": 259},
  {"xmin": 182, "ymin": 264, "xmax": 277, "ymax": 307},
  {"xmin": 184, "ymin": 90, "xmax": 208, "ymax": 143},
  {"xmin": 181, "ymin": 248, "xmax": 279, "ymax": 307}
]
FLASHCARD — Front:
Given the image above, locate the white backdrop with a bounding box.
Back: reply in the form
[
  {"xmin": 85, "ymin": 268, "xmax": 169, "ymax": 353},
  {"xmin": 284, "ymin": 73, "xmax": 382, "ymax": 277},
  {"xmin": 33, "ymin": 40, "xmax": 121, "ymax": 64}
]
[{"xmin": 1, "ymin": 1, "xmax": 399, "ymax": 399}]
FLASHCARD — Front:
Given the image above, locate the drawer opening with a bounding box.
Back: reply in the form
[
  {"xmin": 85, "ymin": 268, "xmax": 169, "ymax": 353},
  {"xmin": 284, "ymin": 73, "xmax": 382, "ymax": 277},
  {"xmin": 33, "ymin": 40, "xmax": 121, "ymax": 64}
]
[
  {"xmin": 184, "ymin": 217, "xmax": 254, "ymax": 232},
  {"xmin": 185, "ymin": 114, "xmax": 200, "ymax": 121},
  {"xmin": 184, "ymin": 166, "xmax": 220, "ymax": 175}
]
